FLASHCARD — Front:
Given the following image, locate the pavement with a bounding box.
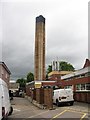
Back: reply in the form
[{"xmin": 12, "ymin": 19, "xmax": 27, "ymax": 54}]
[{"xmin": 8, "ymin": 97, "xmax": 90, "ymax": 119}]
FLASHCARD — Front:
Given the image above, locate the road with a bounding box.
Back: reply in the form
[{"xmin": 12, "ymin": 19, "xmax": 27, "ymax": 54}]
[{"xmin": 8, "ymin": 97, "xmax": 89, "ymax": 120}]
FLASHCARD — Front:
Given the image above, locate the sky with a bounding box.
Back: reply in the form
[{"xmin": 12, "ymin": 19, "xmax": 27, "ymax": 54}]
[{"xmin": 0, "ymin": 0, "xmax": 89, "ymax": 80}]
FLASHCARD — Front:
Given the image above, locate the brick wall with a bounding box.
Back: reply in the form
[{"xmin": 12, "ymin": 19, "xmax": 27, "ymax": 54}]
[
  {"xmin": 44, "ymin": 88, "xmax": 53, "ymax": 109},
  {"xmin": 26, "ymin": 86, "xmax": 53, "ymax": 109},
  {"xmin": 0, "ymin": 63, "xmax": 10, "ymax": 87},
  {"xmin": 36, "ymin": 88, "xmax": 44, "ymax": 104},
  {"xmin": 74, "ymin": 92, "xmax": 90, "ymax": 103}
]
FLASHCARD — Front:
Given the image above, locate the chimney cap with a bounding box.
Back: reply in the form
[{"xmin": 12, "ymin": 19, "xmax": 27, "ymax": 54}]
[{"xmin": 36, "ymin": 15, "xmax": 45, "ymax": 23}]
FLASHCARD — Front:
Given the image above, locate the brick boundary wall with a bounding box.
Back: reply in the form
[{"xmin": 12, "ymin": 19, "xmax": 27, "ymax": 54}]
[
  {"xmin": 74, "ymin": 92, "xmax": 90, "ymax": 103},
  {"xmin": 44, "ymin": 88, "xmax": 53, "ymax": 109},
  {"xmin": 26, "ymin": 87, "xmax": 53, "ymax": 109}
]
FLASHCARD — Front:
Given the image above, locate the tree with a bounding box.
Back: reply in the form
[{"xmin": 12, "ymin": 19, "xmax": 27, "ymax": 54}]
[
  {"xmin": 46, "ymin": 65, "xmax": 52, "ymax": 80},
  {"xmin": 47, "ymin": 65, "xmax": 52, "ymax": 74},
  {"xmin": 16, "ymin": 78, "xmax": 26, "ymax": 88},
  {"xmin": 27, "ymin": 72, "xmax": 34, "ymax": 83},
  {"xmin": 60, "ymin": 61, "xmax": 75, "ymax": 71}
]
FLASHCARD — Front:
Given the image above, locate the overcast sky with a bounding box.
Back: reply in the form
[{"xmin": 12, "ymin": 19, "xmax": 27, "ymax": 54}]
[{"xmin": 0, "ymin": 0, "xmax": 89, "ymax": 80}]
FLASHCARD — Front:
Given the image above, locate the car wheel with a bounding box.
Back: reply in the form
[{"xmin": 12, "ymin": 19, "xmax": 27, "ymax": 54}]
[{"xmin": 56, "ymin": 100, "xmax": 59, "ymax": 107}]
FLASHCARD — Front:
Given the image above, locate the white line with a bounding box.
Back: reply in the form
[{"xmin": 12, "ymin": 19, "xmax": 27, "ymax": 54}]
[{"xmin": 28, "ymin": 110, "xmax": 49, "ymax": 118}]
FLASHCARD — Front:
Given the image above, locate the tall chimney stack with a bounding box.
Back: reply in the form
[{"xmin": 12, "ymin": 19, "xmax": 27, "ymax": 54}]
[{"xmin": 34, "ymin": 15, "xmax": 45, "ymax": 81}]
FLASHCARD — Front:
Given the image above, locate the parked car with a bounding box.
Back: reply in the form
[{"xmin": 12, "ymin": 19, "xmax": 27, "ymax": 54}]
[
  {"xmin": 53, "ymin": 88, "xmax": 74, "ymax": 106},
  {"xmin": 19, "ymin": 90, "xmax": 24, "ymax": 97},
  {"xmin": 9, "ymin": 90, "xmax": 13, "ymax": 100},
  {"xmin": 0, "ymin": 78, "xmax": 13, "ymax": 120}
]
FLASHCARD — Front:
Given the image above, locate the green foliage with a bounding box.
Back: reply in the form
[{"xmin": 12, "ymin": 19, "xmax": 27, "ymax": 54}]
[
  {"xmin": 47, "ymin": 65, "xmax": 52, "ymax": 74},
  {"xmin": 46, "ymin": 65, "xmax": 52, "ymax": 80},
  {"xmin": 60, "ymin": 61, "xmax": 75, "ymax": 71},
  {"xmin": 27, "ymin": 72, "xmax": 34, "ymax": 83},
  {"xmin": 16, "ymin": 78, "xmax": 26, "ymax": 87},
  {"xmin": 46, "ymin": 74, "xmax": 48, "ymax": 81},
  {"xmin": 46, "ymin": 61, "xmax": 75, "ymax": 77}
]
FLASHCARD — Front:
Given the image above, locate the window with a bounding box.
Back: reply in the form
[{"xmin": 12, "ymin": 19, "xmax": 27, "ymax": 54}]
[
  {"xmin": 86, "ymin": 83, "xmax": 90, "ymax": 90},
  {"xmin": 76, "ymin": 83, "xmax": 90, "ymax": 91},
  {"xmin": 88, "ymin": 72, "xmax": 90, "ymax": 77},
  {"xmin": 76, "ymin": 84, "xmax": 81, "ymax": 90},
  {"xmin": 65, "ymin": 85, "xmax": 73, "ymax": 90},
  {"xmin": 81, "ymin": 84, "xmax": 85, "ymax": 90}
]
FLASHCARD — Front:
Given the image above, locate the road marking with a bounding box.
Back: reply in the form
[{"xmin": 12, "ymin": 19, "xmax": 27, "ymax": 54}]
[
  {"xmin": 67, "ymin": 107, "xmax": 88, "ymax": 113},
  {"xmin": 50, "ymin": 110, "xmax": 67, "ymax": 120},
  {"xmin": 80, "ymin": 113, "xmax": 87, "ymax": 120},
  {"xmin": 67, "ymin": 109, "xmax": 85, "ymax": 114},
  {"xmin": 66, "ymin": 109, "xmax": 87, "ymax": 120},
  {"xmin": 50, "ymin": 109, "xmax": 87, "ymax": 120},
  {"xmin": 28, "ymin": 110, "xmax": 49, "ymax": 118}
]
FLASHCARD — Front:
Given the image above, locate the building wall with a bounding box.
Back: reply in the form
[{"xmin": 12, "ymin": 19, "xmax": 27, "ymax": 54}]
[
  {"xmin": 9, "ymin": 82, "xmax": 19, "ymax": 91},
  {"xmin": 60, "ymin": 75, "xmax": 90, "ymax": 103},
  {"xmin": 61, "ymin": 76, "xmax": 89, "ymax": 90},
  {"xmin": 0, "ymin": 63, "xmax": 11, "ymax": 87}
]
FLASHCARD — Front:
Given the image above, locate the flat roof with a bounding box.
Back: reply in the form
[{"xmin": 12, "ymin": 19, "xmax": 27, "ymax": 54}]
[
  {"xmin": 48, "ymin": 71, "xmax": 73, "ymax": 76},
  {"xmin": 26, "ymin": 80, "xmax": 56, "ymax": 85}
]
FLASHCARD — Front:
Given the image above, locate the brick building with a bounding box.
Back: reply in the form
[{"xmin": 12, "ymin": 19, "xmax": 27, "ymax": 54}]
[
  {"xmin": 0, "ymin": 62, "xmax": 11, "ymax": 87},
  {"xmin": 60, "ymin": 59, "xmax": 90, "ymax": 103},
  {"xmin": 46, "ymin": 59, "xmax": 90, "ymax": 103}
]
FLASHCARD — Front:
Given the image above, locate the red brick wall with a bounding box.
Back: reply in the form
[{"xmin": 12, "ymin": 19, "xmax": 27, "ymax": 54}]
[
  {"xmin": 42, "ymin": 82, "xmax": 56, "ymax": 86},
  {"xmin": 36, "ymin": 88, "xmax": 44, "ymax": 104},
  {"xmin": 61, "ymin": 76, "xmax": 90, "ymax": 91},
  {"xmin": 26, "ymin": 85, "xmax": 31, "ymax": 96},
  {"xmin": 44, "ymin": 88, "xmax": 53, "ymax": 109},
  {"xmin": 74, "ymin": 92, "xmax": 90, "ymax": 103}
]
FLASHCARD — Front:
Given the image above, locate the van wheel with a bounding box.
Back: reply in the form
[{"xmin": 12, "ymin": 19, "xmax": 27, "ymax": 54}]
[
  {"xmin": 56, "ymin": 100, "xmax": 59, "ymax": 107},
  {"xmin": 68, "ymin": 101, "xmax": 74, "ymax": 106},
  {"xmin": 9, "ymin": 106, "xmax": 13, "ymax": 115},
  {"xmin": 70, "ymin": 101, "xmax": 74, "ymax": 106}
]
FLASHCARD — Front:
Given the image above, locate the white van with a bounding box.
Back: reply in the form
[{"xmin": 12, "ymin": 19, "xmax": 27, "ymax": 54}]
[
  {"xmin": 0, "ymin": 89, "xmax": 2, "ymax": 120},
  {"xmin": 0, "ymin": 78, "xmax": 13, "ymax": 119},
  {"xmin": 53, "ymin": 89, "xmax": 74, "ymax": 106}
]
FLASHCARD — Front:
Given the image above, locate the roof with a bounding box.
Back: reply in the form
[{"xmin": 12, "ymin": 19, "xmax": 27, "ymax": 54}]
[
  {"xmin": 83, "ymin": 59, "xmax": 90, "ymax": 68},
  {"xmin": 48, "ymin": 71, "xmax": 73, "ymax": 76},
  {"xmin": 61, "ymin": 66, "xmax": 90, "ymax": 80},
  {"xmin": 0, "ymin": 62, "xmax": 11, "ymax": 74},
  {"xmin": 26, "ymin": 80, "xmax": 56, "ymax": 85}
]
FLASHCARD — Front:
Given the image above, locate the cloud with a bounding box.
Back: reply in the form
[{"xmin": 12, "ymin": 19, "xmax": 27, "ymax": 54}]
[{"xmin": 1, "ymin": 0, "xmax": 88, "ymax": 80}]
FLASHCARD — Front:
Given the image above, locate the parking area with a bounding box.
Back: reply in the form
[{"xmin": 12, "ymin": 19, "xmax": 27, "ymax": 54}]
[{"xmin": 8, "ymin": 97, "xmax": 89, "ymax": 120}]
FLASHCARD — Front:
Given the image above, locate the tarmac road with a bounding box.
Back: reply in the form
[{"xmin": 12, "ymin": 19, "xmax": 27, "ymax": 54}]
[{"xmin": 8, "ymin": 97, "xmax": 89, "ymax": 120}]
